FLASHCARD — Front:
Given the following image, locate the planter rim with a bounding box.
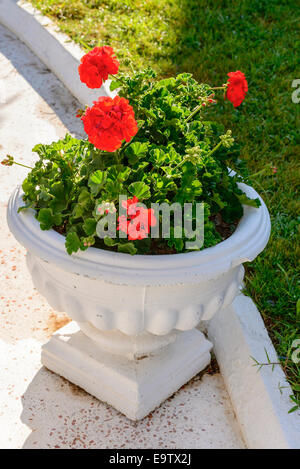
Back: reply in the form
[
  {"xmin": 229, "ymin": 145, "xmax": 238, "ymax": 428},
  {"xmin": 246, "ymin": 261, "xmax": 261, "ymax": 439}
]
[{"xmin": 7, "ymin": 184, "xmax": 271, "ymax": 285}]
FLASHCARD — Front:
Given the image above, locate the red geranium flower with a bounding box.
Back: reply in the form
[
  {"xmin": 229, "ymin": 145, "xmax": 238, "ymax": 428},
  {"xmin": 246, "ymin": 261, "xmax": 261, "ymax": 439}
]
[
  {"xmin": 122, "ymin": 197, "xmax": 139, "ymax": 217},
  {"xmin": 226, "ymin": 71, "xmax": 248, "ymax": 107},
  {"xmin": 78, "ymin": 46, "xmax": 119, "ymax": 89},
  {"xmin": 117, "ymin": 215, "xmax": 130, "ymax": 233},
  {"xmin": 81, "ymin": 96, "xmax": 138, "ymax": 152},
  {"xmin": 117, "ymin": 198, "xmax": 157, "ymax": 241},
  {"xmin": 128, "ymin": 220, "xmax": 148, "ymax": 241}
]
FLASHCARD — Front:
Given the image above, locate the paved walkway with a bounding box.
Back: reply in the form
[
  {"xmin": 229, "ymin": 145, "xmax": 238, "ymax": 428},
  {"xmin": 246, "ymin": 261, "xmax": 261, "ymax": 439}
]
[{"xmin": 0, "ymin": 24, "xmax": 245, "ymax": 449}]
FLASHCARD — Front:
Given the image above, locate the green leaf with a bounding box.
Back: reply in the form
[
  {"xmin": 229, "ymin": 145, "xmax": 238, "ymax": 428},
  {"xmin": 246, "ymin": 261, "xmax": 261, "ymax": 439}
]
[
  {"xmin": 88, "ymin": 170, "xmax": 107, "ymax": 196},
  {"xmin": 83, "ymin": 218, "xmax": 97, "ymax": 236},
  {"xmin": 72, "ymin": 204, "xmax": 84, "ymax": 219},
  {"xmin": 168, "ymin": 237, "xmax": 184, "ymax": 252},
  {"xmin": 128, "ymin": 181, "xmax": 151, "ymax": 200},
  {"xmin": 78, "ymin": 187, "xmax": 93, "ymax": 206},
  {"xmin": 37, "ymin": 208, "xmax": 62, "ymax": 230},
  {"xmin": 237, "ymin": 193, "xmax": 261, "ymax": 208},
  {"xmin": 73, "ymin": 188, "xmax": 94, "ymax": 217},
  {"xmin": 65, "ymin": 232, "xmax": 81, "ymax": 255},
  {"xmin": 110, "ymin": 80, "xmax": 121, "ymax": 92},
  {"xmin": 125, "ymin": 142, "xmax": 148, "ymax": 164},
  {"xmin": 22, "ymin": 178, "xmax": 35, "ymax": 197},
  {"xmin": 118, "ymin": 242, "xmax": 137, "ymax": 255},
  {"xmin": 50, "ymin": 181, "xmax": 65, "ymax": 199},
  {"xmin": 104, "ymin": 236, "xmax": 118, "ymax": 247},
  {"xmin": 212, "ymin": 192, "xmax": 226, "ymax": 209},
  {"xmin": 150, "ymin": 148, "xmax": 168, "ymax": 166},
  {"xmin": 38, "ymin": 189, "xmax": 52, "ymax": 202},
  {"xmin": 176, "ymin": 161, "xmax": 202, "ymax": 202},
  {"xmin": 49, "ymin": 181, "xmax": 68, "ymax": 211},
  {"xmin": 288, "ymin": 406, "xmax": 299, "ymax": 414},
  {"xmin": 18, "ymin": 201, "xmax": 34, "ymax": 213},
  {"xmin": 107, "ymin": 165, "xmax": 131, "ymax": 183}
]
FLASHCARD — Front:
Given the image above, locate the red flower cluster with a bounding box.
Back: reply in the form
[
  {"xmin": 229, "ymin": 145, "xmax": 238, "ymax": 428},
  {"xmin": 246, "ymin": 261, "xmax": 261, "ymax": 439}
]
[
  {"xmin": 226, "ymin": 71, "xmax": 248, "ymax": 107},
  {"xmin": 78, "ymin": 46, "xmax": 119, "ymax": 89},
  {"xmin": 117, "ymin": 197, "xmax": 157, "ymax": 241},
  {"xmin": 81, "ymin": 96, "xmax": 138, "ymax": 152}
]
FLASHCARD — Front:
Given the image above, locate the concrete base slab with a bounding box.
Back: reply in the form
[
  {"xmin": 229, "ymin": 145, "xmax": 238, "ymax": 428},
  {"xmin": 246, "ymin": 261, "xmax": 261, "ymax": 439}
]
[
  {"xmin": 42, "ymin": 323, "xmax": 212, "ymax": 421},
  {"xmin": 0, "ymin": 336, "xmax": 246, "ymax": 449}
]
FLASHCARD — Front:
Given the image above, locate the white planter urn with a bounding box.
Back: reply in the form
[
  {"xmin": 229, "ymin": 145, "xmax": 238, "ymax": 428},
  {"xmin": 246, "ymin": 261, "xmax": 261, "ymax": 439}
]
[{"xmin": 7, "ymin": 183, "xmax": 270, "ymax": 420}]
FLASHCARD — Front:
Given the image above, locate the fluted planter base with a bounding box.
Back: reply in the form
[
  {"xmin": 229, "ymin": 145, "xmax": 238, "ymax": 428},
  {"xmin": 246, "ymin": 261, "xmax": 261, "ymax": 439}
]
[{"xmin": 42, "ymin": 322, "xmax": 212, "ymax": 420}]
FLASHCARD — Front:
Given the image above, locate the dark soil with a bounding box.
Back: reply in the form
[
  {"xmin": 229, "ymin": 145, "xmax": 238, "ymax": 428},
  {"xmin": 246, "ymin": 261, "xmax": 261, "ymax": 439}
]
[
  {"xmin": 53, "ymin": 211, "xmax": 239, "ymax": 255},
  {"xmin": 209, "ymin": 213, "xmax": 239, "ymax": 241}
]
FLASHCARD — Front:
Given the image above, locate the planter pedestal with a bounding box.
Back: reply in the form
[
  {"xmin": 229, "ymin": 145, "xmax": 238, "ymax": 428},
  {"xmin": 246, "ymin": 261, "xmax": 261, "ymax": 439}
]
[
  {"xmin": 7, "ymin": 185, "xmax": 271, "ymax": 421},
  {"xmin": 42, "ymin": 322, "xmax": 212, "ymax": 420}
]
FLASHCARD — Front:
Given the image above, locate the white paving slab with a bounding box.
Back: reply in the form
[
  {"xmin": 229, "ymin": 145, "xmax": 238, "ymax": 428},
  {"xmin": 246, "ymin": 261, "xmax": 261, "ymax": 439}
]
[{"xmin": 0, "ymin": 24, "xmax": 246, "ymax": 449}]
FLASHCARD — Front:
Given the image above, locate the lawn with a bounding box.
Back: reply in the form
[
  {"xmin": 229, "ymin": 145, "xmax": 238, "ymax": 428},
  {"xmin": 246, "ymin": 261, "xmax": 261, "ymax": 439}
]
[{"xmin": 30, "ymin": 0, "xmax": 300, "ymax": 409}]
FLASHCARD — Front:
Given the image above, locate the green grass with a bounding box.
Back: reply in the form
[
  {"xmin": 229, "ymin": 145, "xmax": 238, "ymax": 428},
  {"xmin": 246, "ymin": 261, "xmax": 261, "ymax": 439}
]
[{"xmin": 31, "ymin": 0, "xmax": 300, "ymax": 408}]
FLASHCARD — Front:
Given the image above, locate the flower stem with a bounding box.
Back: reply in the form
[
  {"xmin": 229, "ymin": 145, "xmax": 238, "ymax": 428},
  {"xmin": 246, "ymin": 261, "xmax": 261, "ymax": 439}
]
[
  {"xmin": 109, "ymin": 74, "xmax": 126, "ymax": 85},
  {"xmin": 16, "ymin": 162, "xmax": 33, "ymax": 169},
  {"xmin": 120, "ymin": 141, "xmax": 131, "ymax": 155},
  {"xmin": 206, "ymin": 141, "xmax": 222, "ymax": 158},
  {"xmin": 6, "ymin": 160, "xmax": 33, "ymax": 169},
  {"xmin": 185, "ymin": 105, "xmax": 202, "ymax": 122},
  {"xmin": 250, "ymin": 164, "xmax": 273, "ymax": 178},
  {"xmin": 116, "ymin": 149, "xmax": 122, "ymax": 164}
]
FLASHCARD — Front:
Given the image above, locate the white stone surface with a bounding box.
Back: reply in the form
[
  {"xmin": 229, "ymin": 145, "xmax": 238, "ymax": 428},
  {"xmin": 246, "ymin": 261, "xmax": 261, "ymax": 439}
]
[
  {"xmin": 0, "ymin": 0, "xmax": 110, "ymax": 106},
  {"xmin": 0, "ymin": 23, "xmax": 246, "ymax": 448},
  {"xmin": 0, "ymin": 22, "xmax": 83, "ymax": 203},
  {"xmin": 0, "ymin": 334, "xmax": 245, "ymax": 449},
  {"xmin": 207, "ymin": 295, "xmax": 300, "ymax": 449}
]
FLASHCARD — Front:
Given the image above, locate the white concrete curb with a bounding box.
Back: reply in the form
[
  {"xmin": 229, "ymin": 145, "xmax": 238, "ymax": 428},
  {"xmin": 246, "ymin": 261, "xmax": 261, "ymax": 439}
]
[
  {"xmin": 207, "ymin": 294, "xmax": 300, "ymax": 449},
  {"xmin": 1, "ymin": 0, "xmax": 299, "ymax": 449},
  {"xmin": 0, "ymin": 0, "xmax": 110, "ymax": 106}
]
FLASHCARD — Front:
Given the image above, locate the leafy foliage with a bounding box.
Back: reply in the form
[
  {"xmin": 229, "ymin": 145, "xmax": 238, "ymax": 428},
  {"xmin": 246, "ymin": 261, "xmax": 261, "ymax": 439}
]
[{"xmin": 20, "ymin": 72, "xmax": 258, "ymax": 256}]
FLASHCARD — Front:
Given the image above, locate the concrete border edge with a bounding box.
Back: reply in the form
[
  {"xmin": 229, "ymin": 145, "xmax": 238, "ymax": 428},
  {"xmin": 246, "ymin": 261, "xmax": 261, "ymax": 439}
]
[{"xmin": 207, "ymin": 294, "xmax": 300, "ymax": 449}]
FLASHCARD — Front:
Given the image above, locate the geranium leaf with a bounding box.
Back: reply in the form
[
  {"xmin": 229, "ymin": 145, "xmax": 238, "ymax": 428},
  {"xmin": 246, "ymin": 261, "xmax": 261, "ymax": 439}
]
[
  {"xmin": 125, "ymin": 142, "xmax": 148, "ymax": 164},
  {"xmin": 107, "ymin": 165, "xmax": 131, "ymax": 183},
  {"xmin": 104, "ymin": 236, "xmax": 118, "ymax": 247},
  {"xmin": 37, "ymin": 208, "xmax": 62, "ymax": 230},
  {"xmin": 83, "ymin": 218, "xmax": 97, "ymax": 236},
  {"xmin": 237, "ymin": 193, "xmax": 261, "ymax": 207},
  {"xmin": 65, "ymin": 232, "xmax": 81, "ymax": 255},
  {"xmin": 110, "ymin": 80, "xmax": 121, "ymax": 92},
  {"xmin": 117, "ymin": 242, "xmax": 137, "ymax": 255},
  {"xmin": 128, "ymin": 181, "xmax": 151, "ymax": 200},
  {"xmin": 88, "ymin": 170, "xmax": 107, "ymax": 196}
]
